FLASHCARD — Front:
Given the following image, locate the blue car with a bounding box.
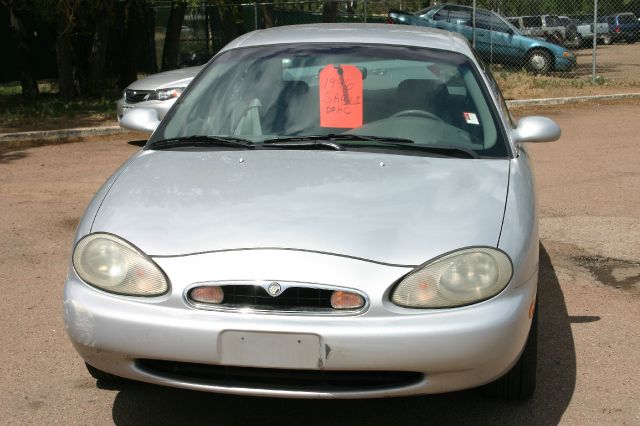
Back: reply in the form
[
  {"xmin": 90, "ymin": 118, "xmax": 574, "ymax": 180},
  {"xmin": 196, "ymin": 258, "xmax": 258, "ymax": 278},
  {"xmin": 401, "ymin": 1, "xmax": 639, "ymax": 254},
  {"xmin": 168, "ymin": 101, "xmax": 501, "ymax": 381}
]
[
  {"xmin": 602, "ymin": 13, "xmax": 640, "ymax": 43},
  {"xmin": 389, "ymin": 4, "xmax": 576, "ymax": 73}
]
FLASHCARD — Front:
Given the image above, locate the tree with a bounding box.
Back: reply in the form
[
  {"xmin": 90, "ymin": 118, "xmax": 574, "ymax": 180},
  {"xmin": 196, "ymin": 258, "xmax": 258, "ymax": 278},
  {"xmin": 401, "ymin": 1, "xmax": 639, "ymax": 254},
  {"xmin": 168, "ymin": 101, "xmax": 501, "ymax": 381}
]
[
  {"xmin": 86, "ymin": 0, "xmax": 114, "ymax": 96},
  {"xmin": 262, "ymin": 3, "xmax": 274, "ymax": 28},
  {"xmin": 161, "ymin": 1, "xmax": 187, "ymax": 71},
  {"xmin": 55, "ymin": 0, "xmax": 75, "ymax": 99},
  {"xmin": 4, "ymin": 0, "xmax": 39, "ymax": 97},
  {"xmin": 323, "ymin": 0, "xmax": 338, "ymax": 22}
]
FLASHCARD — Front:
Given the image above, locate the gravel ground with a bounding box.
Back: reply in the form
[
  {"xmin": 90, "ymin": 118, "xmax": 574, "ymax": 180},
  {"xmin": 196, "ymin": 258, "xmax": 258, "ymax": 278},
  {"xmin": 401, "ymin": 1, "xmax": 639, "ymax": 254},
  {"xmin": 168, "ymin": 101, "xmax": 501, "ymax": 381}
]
[
  {"xmin": 0, "ymin": 102, "xmax": 639, "ymax": 425},
  {"xmin": 575, "ymin": 42, "xmax": 640, "ymax": 85}
]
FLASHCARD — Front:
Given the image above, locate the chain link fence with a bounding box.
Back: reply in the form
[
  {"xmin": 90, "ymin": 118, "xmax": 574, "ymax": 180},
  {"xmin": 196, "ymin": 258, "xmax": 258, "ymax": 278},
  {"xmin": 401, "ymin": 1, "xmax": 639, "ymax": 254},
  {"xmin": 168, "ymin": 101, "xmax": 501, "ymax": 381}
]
[{"xmin": 152, "ymin": 1, "xmax": 640, "ymax": 96}]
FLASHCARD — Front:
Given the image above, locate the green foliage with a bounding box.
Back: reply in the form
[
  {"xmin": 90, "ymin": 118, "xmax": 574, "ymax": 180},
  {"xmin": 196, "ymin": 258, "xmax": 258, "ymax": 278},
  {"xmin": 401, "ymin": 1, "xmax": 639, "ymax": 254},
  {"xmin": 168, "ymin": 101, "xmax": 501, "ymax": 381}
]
[{"xmin": 0, "ymin": 81, "xmax": 117, "ymax": 127}]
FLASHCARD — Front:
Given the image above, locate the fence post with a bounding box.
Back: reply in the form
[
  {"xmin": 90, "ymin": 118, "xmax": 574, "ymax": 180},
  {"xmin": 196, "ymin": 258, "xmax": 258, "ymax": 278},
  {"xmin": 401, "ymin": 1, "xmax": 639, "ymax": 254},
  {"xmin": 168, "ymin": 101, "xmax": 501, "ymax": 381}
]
[
  {"xmin": 592, "ymin": 0, "xmax": 598, "ymax": 83},
  {"xmin": 472, "ymin": 0, "xmax": 476, "ymax": 48},
  {"xmin": 363, "ymin": 0, "xmax": 367, "ymax": 23},
  {"xmin": 254, "ymin": 2, "xmax": 258, "ymax": 30}
]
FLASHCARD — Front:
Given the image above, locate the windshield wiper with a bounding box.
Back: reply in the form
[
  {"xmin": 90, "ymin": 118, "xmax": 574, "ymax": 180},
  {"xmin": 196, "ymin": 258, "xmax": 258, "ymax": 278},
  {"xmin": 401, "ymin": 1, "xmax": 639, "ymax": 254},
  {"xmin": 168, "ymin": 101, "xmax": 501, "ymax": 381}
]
[
  {"xmin": 261, "ymin": 134, "xmax": 414, "ymax": 151},
  {"xmin": 261, "ymin": 139, "xmax": 345, "ymax": 151},
  {"xmin": 147, "ymin": 135, "xmax": 256, "ymax": 150},
  {"xmin": 377, "ymin": 143, "xmax": 480, "ymax": 159},
  {"xmin": 263, "ymin": 134, "xmax": 414, "ymax": 145},
  {"xmin": 263, "ymin": 135, "xmax": 478, "ymax": 158}
]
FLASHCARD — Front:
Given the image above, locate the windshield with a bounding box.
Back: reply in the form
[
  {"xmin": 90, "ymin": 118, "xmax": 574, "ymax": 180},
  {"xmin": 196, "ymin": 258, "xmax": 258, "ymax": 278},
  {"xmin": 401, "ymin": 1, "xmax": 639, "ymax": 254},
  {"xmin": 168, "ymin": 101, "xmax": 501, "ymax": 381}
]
[{"xmin": 153, "ymin": 43, "xmax": 509, "ymax": 158}]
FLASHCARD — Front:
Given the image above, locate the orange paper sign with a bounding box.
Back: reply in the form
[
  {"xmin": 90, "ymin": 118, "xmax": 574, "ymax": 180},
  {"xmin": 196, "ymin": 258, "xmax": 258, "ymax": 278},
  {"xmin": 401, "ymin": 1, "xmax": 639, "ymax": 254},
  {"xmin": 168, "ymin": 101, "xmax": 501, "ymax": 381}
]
[{"xmin": 319, "ymin": 64, "xmax": 363, "ymax": 128}]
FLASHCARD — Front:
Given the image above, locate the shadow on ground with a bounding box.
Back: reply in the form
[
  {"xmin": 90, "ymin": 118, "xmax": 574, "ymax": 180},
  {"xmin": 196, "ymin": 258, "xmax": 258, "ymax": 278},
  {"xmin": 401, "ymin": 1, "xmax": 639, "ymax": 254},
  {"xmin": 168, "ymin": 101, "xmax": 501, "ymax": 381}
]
[
  {"xmin": 0, "ymin": 146, "xmax": 28, "ymax": 164},
  {"xmin": 110, "ymin": 244, "xmax": 576, "ymax": 426},
  {"xmin": 127, "ymin": 140, "xmax": 147, "ymax": 147}
]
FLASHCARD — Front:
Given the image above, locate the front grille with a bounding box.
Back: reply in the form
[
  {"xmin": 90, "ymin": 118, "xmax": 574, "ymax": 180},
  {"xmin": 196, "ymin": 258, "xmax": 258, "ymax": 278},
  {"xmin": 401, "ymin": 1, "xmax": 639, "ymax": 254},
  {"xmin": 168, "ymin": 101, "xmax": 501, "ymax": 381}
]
[
  {"xmin": 221, "ymin": 285, "xmax": 333, "ymax": 310},
  {"xmin": 125, "ymin": 89, "xmax": 151, "ymax": 103},
  {"xmin": 186, "ymin": 281, "xmax": 368, "ymax": 314},
  {"xmin": 137, "ymin": 359, "xmax": 423, "ymax": 391}
]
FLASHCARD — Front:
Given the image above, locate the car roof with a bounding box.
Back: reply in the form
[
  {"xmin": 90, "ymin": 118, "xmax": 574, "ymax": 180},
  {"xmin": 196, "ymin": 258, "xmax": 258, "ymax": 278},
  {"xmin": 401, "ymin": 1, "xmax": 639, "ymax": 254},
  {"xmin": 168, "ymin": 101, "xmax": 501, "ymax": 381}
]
[{"xmin": 219, "ymin": 23, "xmax": 474, "ymax": 58}]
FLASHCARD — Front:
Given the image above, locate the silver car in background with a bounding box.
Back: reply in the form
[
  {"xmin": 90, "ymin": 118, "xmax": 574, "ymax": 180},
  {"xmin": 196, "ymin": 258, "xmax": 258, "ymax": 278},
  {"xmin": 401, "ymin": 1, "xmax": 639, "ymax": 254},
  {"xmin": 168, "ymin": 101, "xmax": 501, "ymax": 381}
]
[
  {"xmin": 65, "ymin": 24, "xmax": 561, "ymax": 400},
  {"xmin": 116, "ymin": 66, "xmax": 201, "ymax": 129}
]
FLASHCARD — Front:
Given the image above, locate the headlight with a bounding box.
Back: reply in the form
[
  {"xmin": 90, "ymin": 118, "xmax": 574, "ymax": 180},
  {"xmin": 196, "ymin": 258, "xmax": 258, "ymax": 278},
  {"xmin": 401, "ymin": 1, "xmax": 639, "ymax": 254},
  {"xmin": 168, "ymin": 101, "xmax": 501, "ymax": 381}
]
[
  {"xmin": 562, "ymin": 51, "xmax": 572, "ymax": 58},
  {"xmin": 73, "ymin": 233, "xmax": 169, "ymax": 296},
  {"xmin": 149, "ymin": 87, "xmax": 184, "ymax": 101},
  {"xmin": 391, "ymin": 247, "xmax": 512, "ymax": 308}
]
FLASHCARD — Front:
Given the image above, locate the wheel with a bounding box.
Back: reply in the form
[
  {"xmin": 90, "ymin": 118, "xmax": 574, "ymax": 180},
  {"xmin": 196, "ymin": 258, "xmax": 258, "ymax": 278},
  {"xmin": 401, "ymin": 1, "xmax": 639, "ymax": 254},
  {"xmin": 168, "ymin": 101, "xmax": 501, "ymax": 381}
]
[
  {"xmin": 526, "ymin": 49, "xmax": 553, "ymax": 74},
  {"xmin": 391, "ymin": 109, "xmax": 442, "ymax": 121},
  {"xmin": 85, "ymin": 362, "xmax": 126, "ymax": 384},
  {"xmin": 485, "ymin": 297, "xmax": 538, "ymax": 400},
  {"xmin": 602, "ymin": 34, "xmax": 612, "ymax": 45}
]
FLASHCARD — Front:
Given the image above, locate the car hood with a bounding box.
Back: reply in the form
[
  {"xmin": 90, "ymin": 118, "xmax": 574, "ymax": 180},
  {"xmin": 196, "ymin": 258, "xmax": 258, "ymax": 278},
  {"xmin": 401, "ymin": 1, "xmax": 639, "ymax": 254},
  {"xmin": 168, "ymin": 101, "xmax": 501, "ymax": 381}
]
[
  {"xmin": 127, "ymin": 66, "xmax": 202, "ymax": 91},
  {"xmin": 91, "ymin": 150, "xmax": 510, "ymax": 265}
]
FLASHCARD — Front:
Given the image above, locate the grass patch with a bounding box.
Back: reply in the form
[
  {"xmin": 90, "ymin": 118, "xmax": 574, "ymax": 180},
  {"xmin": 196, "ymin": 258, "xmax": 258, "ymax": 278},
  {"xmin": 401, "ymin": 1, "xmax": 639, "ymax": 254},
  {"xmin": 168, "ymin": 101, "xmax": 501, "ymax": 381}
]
[
  {"xmin": 0, "ymin": 80, "xmax": 59, "ymax": 96},
  {"xmin": 0, "ymin": 81, "xmax": 118, "ymax": 132},
  {"xmin": 493, "ymin": 68, "xmax": 640, "ymax": 100}
]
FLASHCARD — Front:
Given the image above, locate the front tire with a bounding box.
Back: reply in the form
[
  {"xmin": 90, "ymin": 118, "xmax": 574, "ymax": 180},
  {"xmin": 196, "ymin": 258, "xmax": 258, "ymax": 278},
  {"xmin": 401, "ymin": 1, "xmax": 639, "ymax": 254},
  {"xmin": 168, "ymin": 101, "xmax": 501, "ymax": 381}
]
[
  {"xmin": 526, "ymin": 49, "xmax": 553, "ymax": 74},
  {"xmin": 485, "ymin": 297, "xmax": 538, "ymax": 400},
  {"xmin": 85, "ymin": 363, "xmax": 126, "ymax": 384}
]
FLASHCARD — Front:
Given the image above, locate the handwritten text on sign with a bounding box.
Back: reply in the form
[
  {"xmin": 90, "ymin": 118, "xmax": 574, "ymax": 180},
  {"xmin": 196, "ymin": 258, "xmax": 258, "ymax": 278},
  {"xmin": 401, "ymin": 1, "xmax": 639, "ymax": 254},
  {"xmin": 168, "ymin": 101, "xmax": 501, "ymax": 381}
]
[{"xmin": 319, "ymin": 64, "xmax": 363, "ymax": 128}]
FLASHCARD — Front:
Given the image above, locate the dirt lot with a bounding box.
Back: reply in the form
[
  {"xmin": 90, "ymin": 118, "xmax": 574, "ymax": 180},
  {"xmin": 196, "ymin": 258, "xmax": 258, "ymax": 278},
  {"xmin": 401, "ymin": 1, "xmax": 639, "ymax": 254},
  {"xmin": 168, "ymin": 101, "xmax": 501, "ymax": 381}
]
[
  {"xmin": 1, "ymin": 102, "xmax": 639, "ymax": 425},
  {"xmin": 574, "ymin": 42, "xmax": 640, "ymax": 85}
]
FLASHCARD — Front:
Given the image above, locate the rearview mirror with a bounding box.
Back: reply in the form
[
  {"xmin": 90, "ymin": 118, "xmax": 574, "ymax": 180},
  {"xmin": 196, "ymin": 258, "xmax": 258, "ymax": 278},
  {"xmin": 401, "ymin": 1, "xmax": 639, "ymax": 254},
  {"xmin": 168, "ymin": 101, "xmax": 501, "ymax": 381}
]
[
  {"xmin": 120, "ymin": 108, "xmax": 161, "ymax": 134},
  {"xmin": 512, "ymin": 116, "xmax": 561, "ymax": 144}
]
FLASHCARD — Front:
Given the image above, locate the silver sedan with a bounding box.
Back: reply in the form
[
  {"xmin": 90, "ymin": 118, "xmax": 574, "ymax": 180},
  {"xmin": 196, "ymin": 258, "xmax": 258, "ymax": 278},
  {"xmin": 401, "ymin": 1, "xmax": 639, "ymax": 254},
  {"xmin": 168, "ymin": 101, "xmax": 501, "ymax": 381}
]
[
  {"xmin": 64, "ymin": 24, "xmax": 560, "ymax": 400},
  {"xmin": 116, "ymin": 66, "xmax": 201, "ymax": 129}
]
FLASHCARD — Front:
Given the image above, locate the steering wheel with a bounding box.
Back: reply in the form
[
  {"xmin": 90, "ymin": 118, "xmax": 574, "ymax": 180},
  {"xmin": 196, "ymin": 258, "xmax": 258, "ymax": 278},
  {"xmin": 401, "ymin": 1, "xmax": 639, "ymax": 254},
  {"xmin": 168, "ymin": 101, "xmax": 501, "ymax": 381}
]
[{"xmin": 391, "ymin": 109, "xmax": 442, "ymax": 121}]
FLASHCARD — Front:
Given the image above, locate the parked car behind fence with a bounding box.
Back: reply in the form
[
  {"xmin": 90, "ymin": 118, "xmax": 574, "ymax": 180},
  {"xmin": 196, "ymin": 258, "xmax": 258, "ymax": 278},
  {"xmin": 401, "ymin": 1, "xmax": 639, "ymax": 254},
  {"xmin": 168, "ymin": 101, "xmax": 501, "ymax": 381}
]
[
  {"xmin": 602, "ymin": 13, "xmax": 640, "ymax": 43},
  {"xmin": 507, "ymin": 14, "xmax": 580, "ymax": 48},
  {"xmin": 563, "ymin": 16, "xmax": 612, "ymax": 46},
  {"xmin": 388, "ymin": 4, "xmax": 576, "ymax": 74}
]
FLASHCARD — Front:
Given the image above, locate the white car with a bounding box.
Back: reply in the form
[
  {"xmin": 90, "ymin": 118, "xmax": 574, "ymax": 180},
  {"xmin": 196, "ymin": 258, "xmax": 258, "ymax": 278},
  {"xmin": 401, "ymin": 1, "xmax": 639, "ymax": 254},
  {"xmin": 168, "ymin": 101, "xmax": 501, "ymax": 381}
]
[{"xmin": 116, "ymin": 66, "xmax": 202, "ymax": 130}]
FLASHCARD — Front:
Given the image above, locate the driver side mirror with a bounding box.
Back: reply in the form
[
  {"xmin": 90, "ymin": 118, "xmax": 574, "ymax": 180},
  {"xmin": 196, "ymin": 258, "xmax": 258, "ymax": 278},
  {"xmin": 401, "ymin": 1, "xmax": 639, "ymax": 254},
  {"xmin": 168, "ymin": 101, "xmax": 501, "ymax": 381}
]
[
  {"xmin": 512, "ymin": 116, "xmax": 561, "ymax": 144},
  {"xmin": 120, "ymin": 108, "xmax": 161, "ymax": 134}
]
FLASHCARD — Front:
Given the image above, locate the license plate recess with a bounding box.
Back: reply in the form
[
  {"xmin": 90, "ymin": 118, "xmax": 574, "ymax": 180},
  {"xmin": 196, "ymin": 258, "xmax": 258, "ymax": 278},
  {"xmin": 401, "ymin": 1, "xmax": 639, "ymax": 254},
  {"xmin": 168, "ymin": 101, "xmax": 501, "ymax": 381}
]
[{"xmin": 220, "ymin": 331, "xmax": 323, "ymax": 370}]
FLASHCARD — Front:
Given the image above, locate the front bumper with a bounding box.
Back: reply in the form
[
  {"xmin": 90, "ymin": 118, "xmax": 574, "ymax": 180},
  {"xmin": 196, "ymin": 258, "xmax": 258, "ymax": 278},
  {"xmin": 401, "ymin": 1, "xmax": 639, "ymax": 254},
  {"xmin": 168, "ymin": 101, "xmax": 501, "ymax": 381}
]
[
  {"xmin": 63, "ymin": 250, "xmax": 536, "ymax": 398},
  {"xmin": 116, "ymin": 98, "xmax": 176, "ymax": 125},
  {"xmin": 555, "ymin": 54, "xmax": 577, "ymax": 71}
]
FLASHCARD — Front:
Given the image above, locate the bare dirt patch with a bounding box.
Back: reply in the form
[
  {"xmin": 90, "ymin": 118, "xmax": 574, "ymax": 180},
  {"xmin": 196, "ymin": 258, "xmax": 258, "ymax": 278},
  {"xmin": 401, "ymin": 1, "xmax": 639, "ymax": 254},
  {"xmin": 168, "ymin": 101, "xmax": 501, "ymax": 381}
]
[{"xmin": 574, "ymin": 42, "xmax": 640, "ymax": 85}]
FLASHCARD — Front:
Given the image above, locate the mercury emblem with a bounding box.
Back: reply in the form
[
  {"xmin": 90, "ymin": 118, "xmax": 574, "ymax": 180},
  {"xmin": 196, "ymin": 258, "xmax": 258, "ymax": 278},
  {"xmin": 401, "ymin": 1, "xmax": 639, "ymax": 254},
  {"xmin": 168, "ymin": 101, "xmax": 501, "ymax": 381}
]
[{"xmin": 267, "ymin": 282, "xmax": 282, "ymax": 297}]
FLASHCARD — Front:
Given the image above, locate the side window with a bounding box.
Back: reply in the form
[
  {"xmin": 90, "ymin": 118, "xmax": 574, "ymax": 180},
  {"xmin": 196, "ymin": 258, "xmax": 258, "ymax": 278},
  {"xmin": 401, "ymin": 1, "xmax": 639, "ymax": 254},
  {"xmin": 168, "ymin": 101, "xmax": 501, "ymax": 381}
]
[
  {"xmin": 475, "ymin": 11, "xmax": 490, "ymax": 30},
  {"xmin": 489, "ymin": 13, "xmax": 513, "ymax": 33},
  {"xmin": 447, "ymin": 6, "xmax": 472, "ymax": 26},
  {"xmin": 522, "ymin": 16, "xmax": 542, "ymax": 28},
  {"xmin": 432, "ymin": 9, "xmax": 449, "ymax": 22},
  {"xmin": 476, "ymin": 11, "xmax": 511, "ymax": 33},
  {"xmin": 507, "ymin": 18, "xmax": 521, "ymax": 29},
  {"xmin": 546, "ymin": 16, "xmax": 562, "ymax": 27},
  {"xmin": 474, "ymin": 50, "xmax": 514, "ymax": 128}
]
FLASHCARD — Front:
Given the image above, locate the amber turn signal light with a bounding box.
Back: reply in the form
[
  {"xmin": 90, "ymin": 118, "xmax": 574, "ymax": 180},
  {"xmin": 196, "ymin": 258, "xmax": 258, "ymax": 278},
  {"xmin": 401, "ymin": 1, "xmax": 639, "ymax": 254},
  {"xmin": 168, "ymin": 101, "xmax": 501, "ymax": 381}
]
[
  {"xmin": 330, "ymin": 291, "xmax": 365, "ymax": 309},
  {"xmin": 190, "ymin": 286, "xmax": 224, "ymax": 304}
]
